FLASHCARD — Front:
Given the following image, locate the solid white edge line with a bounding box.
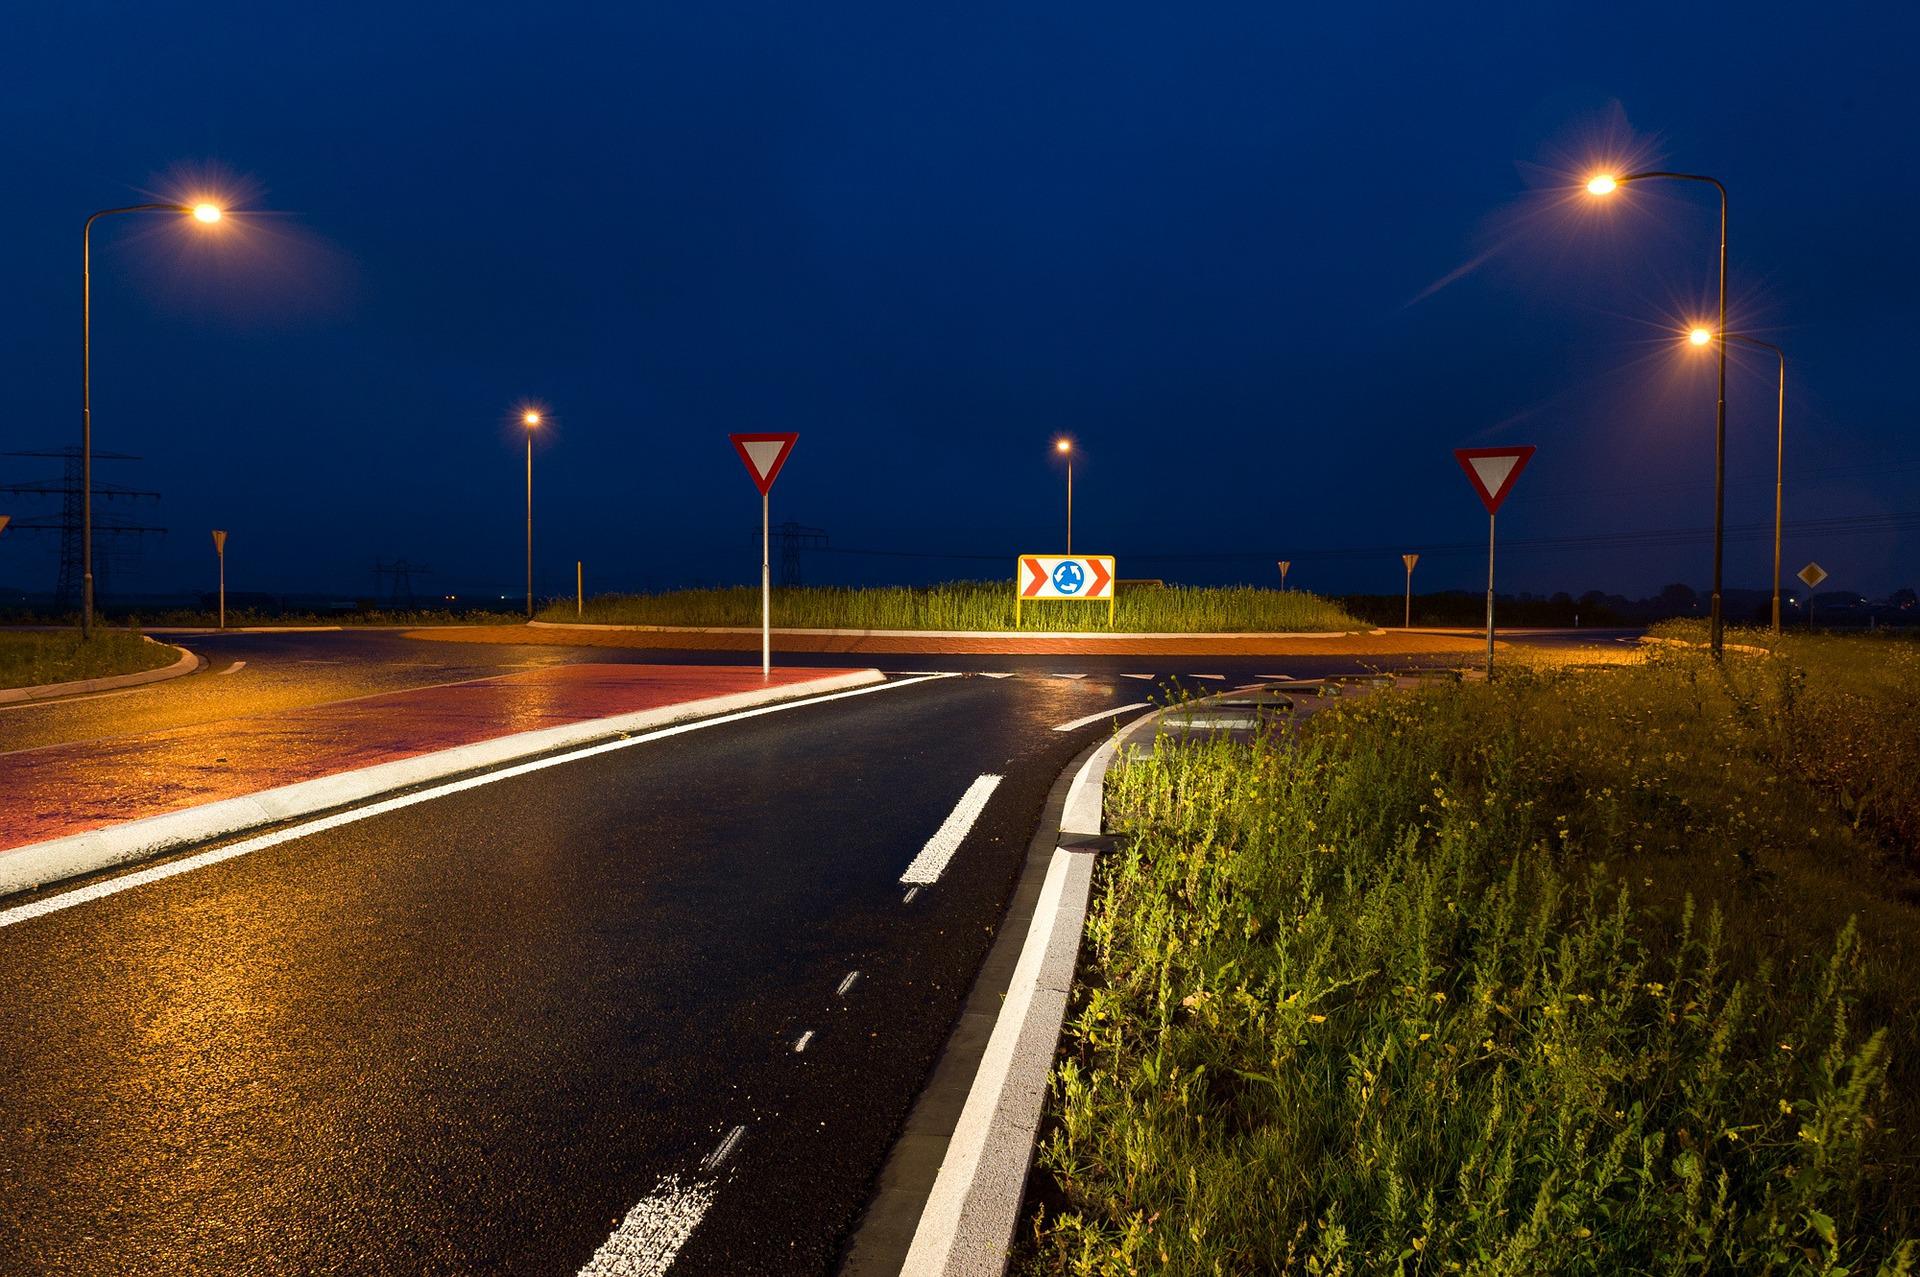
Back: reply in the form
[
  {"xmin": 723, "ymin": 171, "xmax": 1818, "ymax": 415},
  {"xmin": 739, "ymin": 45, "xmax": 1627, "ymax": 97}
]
[
  {"xmin": 579, "ymin": 1124, "xmax": 748, "ymax": 1277},
  {"xmin": 1051, "ymin": 702, "xmax": 1150, "ymax": 733},
  {"xmin": 898, "ymin": 774, "xmax": 1003, "ymax": 885},
  {"xmin": 0, "ymin": 674, "xmax": 953, "ymax": 930},
  {"xmin": 794, "ymin": 1030, "xmax": 814, "ymax": 1053}
]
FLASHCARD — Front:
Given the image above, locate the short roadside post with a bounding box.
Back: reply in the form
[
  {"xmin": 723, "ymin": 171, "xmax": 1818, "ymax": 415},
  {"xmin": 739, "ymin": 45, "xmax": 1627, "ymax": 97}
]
[
  {"xmin": 1277, "ymin": 559, "xmax": 1291, "ymax": 592},
  {"xmin": 1402, "ymin": 553, "xmax": 1419, "ymax": 628},
  {"xmin": 1798, "ymin": 562, "xmax": 1827, "ymax": 629},
  {"xmin": 211, "ymin": 529, "xmax": 228, "ymax": 630},
  {"xmin": 728, "ymin": 433, "xmax": 799, "ymax": 676},
  {"xmin": 1453, "ymin": 447, "xmax": 1535, "ymax": 677}
]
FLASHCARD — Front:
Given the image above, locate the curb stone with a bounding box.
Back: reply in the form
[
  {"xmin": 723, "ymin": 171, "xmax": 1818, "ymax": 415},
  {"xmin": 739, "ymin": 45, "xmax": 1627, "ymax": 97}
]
[{"xmin": 0, "ymin": 638, "xmax": 203, "ymax": 706}]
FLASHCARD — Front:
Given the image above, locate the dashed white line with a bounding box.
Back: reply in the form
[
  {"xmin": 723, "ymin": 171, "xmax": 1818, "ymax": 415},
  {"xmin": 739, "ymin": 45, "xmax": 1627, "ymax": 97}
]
[
  {"xmin": 899, "ymin": 774, "xmax": 1003, "ymax": 885},
  {"xmin": 1189, "ymin": 673, "xmax": 1226, "ymax": 681},
  {"xmin": 0, "ymin": 674, "xmax": 954, "ymax": 930},
  {"xmin": 1046, "ymin": 672, "xmax": 1087, "ymax": 680},
  {"xmin": 1052, "ymin": 703, "xmax": 1150, "ymax": 733},
  {"xmin": 579, "ymin": 1127, "xmax": 745, "ymax": 1277},
  {"xmin": 1257, "ymin": 673, "xmax": 1295, "ymax": 681},
  {"xmin": 794, "ymin": 1030, "xmax": 815, "ymax": 1053},
  {"xmin": 902, "ymin": 887, "xmax": 920, "ymax": 904},
  {"xmin": 702, "ymin": 1125, "xmax": 746, "ymax": 1172},
  {"xmin": 836, "ymin": 970, "xmax": 861, "ymax": 996},
  {"xmin": 1119, "ymin": 672, "xmax": 1155, "ymax": 680},
  {"xmin": 979, "ymin": 671, "xmax": 1015, "ymax": 679}
]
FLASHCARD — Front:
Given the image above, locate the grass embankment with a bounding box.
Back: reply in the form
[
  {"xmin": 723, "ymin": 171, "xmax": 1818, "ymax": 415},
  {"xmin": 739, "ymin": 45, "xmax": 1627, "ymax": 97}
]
[
  {"xmin": 0, "ymin": 629, "xmax": 177, "ymax": 690},
  {"xmin": 1025, "ymin": 640, "xmax": 1920, "ymax": 1273},
  {"xmin": 539, "ymin": 583, "xmax": 1363, "ymax": 634}
]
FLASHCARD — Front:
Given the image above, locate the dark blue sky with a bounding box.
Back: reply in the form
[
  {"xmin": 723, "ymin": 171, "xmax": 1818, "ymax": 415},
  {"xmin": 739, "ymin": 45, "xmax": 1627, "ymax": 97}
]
[{"xmin": 6, "ymin": 2, "xmax": 1917, "ymax": 603}]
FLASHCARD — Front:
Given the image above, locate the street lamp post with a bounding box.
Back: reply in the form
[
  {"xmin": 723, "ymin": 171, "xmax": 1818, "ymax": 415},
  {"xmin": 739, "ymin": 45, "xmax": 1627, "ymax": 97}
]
[
  {"xmin": 1055, "ymin": 438, "xmax": 1073, "ymax": 553},
  {"xmin": 1586, "ymin": 170, "xmax": 1730, "ymax": 659},
  {"xmin": 522, "ymin": 410, "xmax": 540, "ymax": 619},
  {"xmin": 1688, "ymin": 328, "xmax": 1788, "ymax": 634},
  {"xmin": 81, "ymin": 201, "xmax": 224, "ymax": 637}
]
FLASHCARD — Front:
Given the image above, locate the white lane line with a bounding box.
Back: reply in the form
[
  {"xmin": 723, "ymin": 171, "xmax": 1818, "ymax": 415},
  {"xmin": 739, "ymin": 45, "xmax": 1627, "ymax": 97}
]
[
  {"xmin": 1052, "ymin": 702, "xmax": 1150, "ymax": 733},
  {"xmin": 794, "ymin": 1030, "xmax": 815, "ymax": 1053},
  {"xmin": 579, "ymin": 1126, "xmax": 746, "ymax": 1277},
  {"xmin": 1188, "ymin": 673, "xmax": 1226, "ymax": 681},
  {"xmin": 902, "ymin": 887, "xmax": 919, "ymax": 904},
  {"xmin": 0, "ymin": 674, "xmax": 954, "ymax": 930},
  {"xmin": 1119, "ymin": 672, "xmax": 1154, "ymax": 680},
  {"xmin": 836, "ymin": 970, "xmax": 860, "ymax": 996},
  {"xmin": 702, "ymin": 1125, "xmax": 746, "ymax": 1172},
  {"xmin": 218, "ymin": 660, "xmax": 247, "ymax": 675},
  {"xmin": 1047, "ymin": 672, "xmax": 1087, "ymax": 680},
  {"xmin": 899, "ymin": 774, "xmax": 1003, "ymax": 885},
  {"xmin": 979, "ymin": 672, "xmax": 1015, "ymax": 679},
  {"xmin": 1257, "ymin": 673, "xmax": 1295, "ymax": 681}
]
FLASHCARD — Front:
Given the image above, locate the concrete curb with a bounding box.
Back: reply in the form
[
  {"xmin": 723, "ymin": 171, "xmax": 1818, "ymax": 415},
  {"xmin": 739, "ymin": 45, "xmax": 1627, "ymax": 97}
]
[
  {"xmin": 858, "ymin": 708, "xmax": 1163, "ymax": 1275},
  {"xmin": 1638, "ymin": 635, "xmax": 1773, "ymax": 657},
  {"xmin": 0, "ymin": 668, "xmax": 883, "ymax": 898},
  {"xmin": 527, "ymin": 620, "xmax": 1357, "ymax": 641},
  {"xmin": 0, "ymin": 639, "xmax": 203, "ymax": 706}
]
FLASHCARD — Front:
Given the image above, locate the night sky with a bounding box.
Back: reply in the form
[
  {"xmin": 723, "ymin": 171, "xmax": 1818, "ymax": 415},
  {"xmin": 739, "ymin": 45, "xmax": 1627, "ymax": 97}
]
[{"xmin": 6, "ymin": 3, "xmax": 1917, "ymax": 605}]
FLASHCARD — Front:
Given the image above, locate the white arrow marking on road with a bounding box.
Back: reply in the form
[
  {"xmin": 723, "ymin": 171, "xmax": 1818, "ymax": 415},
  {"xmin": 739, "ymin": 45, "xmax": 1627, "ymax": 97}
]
[
  {"xmin": 899, "ymin": 774, "xmax": 1003, "ymax": 885},
  {"xmin": 1052, "ymin": 703, "xmax": 1150, "ymax": 733}
]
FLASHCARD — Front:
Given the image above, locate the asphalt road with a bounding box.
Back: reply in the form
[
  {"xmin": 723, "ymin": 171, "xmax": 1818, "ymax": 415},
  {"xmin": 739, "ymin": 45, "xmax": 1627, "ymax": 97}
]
[
  {"xmin": 0, "ymin": 626, "xmax": 1641, "ymax": 1274},
  {"xmin": 0, "ymin": 668, "xmax": 1156, "ymax": 1274},
  {"xmin": 0, "ymin": 625, "xmax": 1641, "ymax": 753}
]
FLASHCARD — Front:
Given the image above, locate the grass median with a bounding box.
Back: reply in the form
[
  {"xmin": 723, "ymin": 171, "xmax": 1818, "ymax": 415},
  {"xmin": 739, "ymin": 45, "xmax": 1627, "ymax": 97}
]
[
  {"xmin": 540, "ymin": 583, "xmax": 1362, "ymax": 633},
  {"xmin": 1024, "ymin": 636, "xmax": 1919, "ymax": 1274},
  {"xmin": 0, "ymin": 629, "xmax": 178, "ymax": 691}
]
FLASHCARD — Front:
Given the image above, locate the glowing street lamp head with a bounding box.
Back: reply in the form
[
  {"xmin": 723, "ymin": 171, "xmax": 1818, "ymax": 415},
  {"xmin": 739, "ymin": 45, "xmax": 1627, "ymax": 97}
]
[
  {"xmin": 1054, "ymin": 438, "xmax": 1072, "ymax": 455},
  {"xmin": 1586, "ymin": 173, "xmax": 1618, "ymax": 197},
  {"xmin": 1688, "ymin": 326, "xmax": 1714, "ymax": 347},
  {"xmin": 190, "ymin": 203, "xmax": 223, "ymax": 224},
  {"xmin": 522, "ymin": 410, "xmax": 542, "ymax": 427}
]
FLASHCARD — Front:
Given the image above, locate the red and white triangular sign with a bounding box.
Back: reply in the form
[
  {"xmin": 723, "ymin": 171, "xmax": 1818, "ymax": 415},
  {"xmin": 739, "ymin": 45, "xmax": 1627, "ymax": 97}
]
[
  {"xmin": 729, "ymin": 433, "xmax": 798, "ymax": 496},
  {"xmin": 1454, "ymin": 446, "xmax": 1536, "ymax": 515}
]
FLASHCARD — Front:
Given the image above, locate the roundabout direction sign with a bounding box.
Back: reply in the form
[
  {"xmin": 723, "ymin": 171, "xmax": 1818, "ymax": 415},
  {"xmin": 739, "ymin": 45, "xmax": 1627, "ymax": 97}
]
[{"xmin": 1017, "ymin": 554, "xmax": 1116, "ymax": 626}]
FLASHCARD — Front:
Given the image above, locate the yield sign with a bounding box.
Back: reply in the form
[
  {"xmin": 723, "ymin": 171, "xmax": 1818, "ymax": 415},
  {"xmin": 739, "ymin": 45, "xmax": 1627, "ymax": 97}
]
[
  {"xmin": 0, "ymin": 515, "xmax": 10, "ymax": 537},
  {"xmin": 1454, "ymin": 446, "xmax": 1536, "ymax": 515},
  {"xmin": 1402, "ymin": 553, "xmax": 1419, "ymax": 572},
  {"xmin": 212, "ymin": 530, "xmax": 228, "ymax": 554},
  {"xmin": 1798, "ymin": 562, "xmax": 1828, "ymax": 589},
  {"xmin": 729, "ymin": 433, "xmax": 798, "ymax": 496}
]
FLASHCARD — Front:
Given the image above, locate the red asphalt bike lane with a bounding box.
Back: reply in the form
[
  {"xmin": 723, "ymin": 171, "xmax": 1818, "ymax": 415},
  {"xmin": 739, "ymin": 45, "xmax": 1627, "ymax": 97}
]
[{"xmin": 0, "ymin": 663, "xmax": 857, "ymax": 853}]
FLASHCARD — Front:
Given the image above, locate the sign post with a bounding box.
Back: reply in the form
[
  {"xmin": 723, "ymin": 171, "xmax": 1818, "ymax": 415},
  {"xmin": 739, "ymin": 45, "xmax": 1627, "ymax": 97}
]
[
  {"xmin": 0, "ymin": 515, "xmax": 10, "ymax": 537},
  {"xmin": 576, "ymin": 560, "xmax": 584, "ymax": 620},
  {"xmin": 1402, "ymin": 553, "xmax": 1420, "ymax": 628},
  {"xmin": 1277, "ymin": 560, "xmax": 1291, "ymax": 592},
  {"xmin": 1453, "ymin": 446, "xmax": 1536, "ymax": 676},
  {"xmin": 1016, "ymin": 555, "xmax": 1116, "ymax": 626},
  {"xmin": 729, "ymin": 433, "xmax": 799, "ymax": 676},
  {"xmin": 211, "ymin": 530, "xmax": 228, "ymax": 630}
]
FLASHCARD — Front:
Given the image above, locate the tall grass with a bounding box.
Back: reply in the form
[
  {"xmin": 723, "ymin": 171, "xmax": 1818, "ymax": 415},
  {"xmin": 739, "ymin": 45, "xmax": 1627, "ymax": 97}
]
[
  {"xmin": 1025, "ymin": 647, "xmax": 1920, "ymax": 1274},
  {"xmin": 0, "ymin": 628, "xmax": 175, "ymax": 690},
  {"xmin": 539, "ymin": 583, "xmax": 1362, "ymax": 633}
]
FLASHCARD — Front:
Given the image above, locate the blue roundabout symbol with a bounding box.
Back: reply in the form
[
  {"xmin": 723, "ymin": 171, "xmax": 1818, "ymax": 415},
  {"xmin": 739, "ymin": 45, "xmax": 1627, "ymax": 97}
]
[{"xmin": 1051, "ymin": 560, "xmax": 1086, "ymax": 595}]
